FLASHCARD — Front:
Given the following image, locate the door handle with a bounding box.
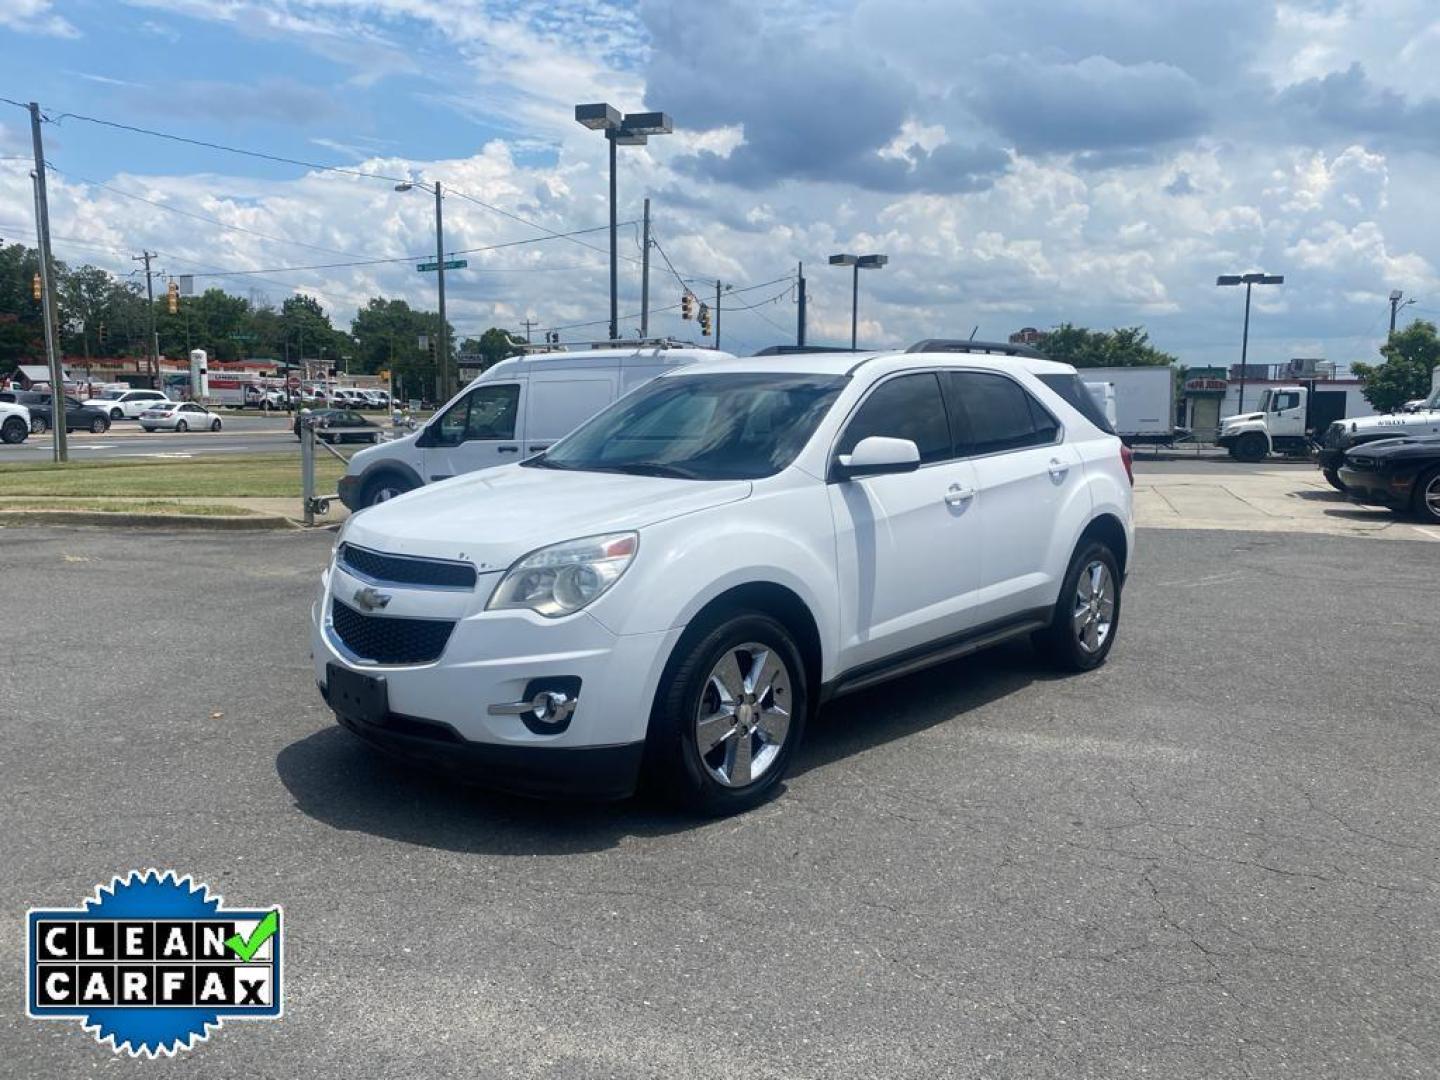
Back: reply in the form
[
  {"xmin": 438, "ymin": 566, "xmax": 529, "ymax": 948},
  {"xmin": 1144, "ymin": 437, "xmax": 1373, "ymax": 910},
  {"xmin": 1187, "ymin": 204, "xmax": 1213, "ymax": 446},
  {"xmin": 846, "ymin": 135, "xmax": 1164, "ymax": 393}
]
[
  {"xmin": 497, "ymin": 445, "xmax": 519, "ymax": 453},
  {"xmin": 944, "ymin": 484, "xmax": 976, "ymax": 507},
  {"xmin": 1048, "ymin": 458, "xmax": 1070, "ymax": 481},
  {"xmin": 527, "ymin": 443, "xmax": 551, "ymax": 452}
]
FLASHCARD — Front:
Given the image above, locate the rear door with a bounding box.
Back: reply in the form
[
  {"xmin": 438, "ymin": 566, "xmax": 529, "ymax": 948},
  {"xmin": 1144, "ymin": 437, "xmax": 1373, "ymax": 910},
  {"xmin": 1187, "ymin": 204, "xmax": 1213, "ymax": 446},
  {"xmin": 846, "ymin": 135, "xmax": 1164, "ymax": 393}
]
[
  {"xmin": 827, "ymin": 371, "xmax": 983, "ymax": 672},
  {"xmin": 420, "ymin": 380, "xmax": 525, "ymax": 481},
  {"xmin": 943, "ymin": 371, "xmax": 1083, "ymax": 622},
  {"xmin": 523, "ymin": 367, "xmax": 618, "ymax": 455}
]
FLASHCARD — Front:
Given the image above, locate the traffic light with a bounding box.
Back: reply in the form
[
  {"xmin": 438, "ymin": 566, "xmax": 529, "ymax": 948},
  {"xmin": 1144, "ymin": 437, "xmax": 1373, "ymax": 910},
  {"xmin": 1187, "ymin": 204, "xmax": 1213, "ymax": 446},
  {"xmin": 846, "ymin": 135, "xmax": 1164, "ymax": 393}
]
[
  {"xmin": 98, "ymin": 323, "xmax": 108, "ymax": 350},
  {"xmin": 32, "ymin": 273, "xmax": 41, "ymax": 302},
  {"xmin": 697, "ymin": 302, "xmax": 711, "ymax": 337},
  {"xmin": 681, "ymin": 292, "xmax": 693, "ymax": 320},
  {"xmin": 166, "ymin": 279, "xmax": 180, "ymax": 314}
]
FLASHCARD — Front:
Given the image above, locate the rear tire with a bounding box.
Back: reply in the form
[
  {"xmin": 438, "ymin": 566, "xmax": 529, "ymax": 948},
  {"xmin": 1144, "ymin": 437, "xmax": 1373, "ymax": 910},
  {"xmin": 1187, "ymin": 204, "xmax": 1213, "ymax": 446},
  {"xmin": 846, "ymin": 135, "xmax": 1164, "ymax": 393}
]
[
  {"xmin": 90, "ymin": 416, "xmax": 109, "ymax": 434},
  {"xmin": 1323, "ymin": 467, "xmax": 1346, "ymax": 492},
  {"xmin": 175, "ymin": 420, "xmax": 188, "ymax": 433},
  {"xmin": 30, "ymin": 415, "xmax": 47, "ymax": 435},
  {"xmin": 1, "ymin": 416, "xmax": 25, "ymax": 444},
  {"xmin": 1234, "ymin": 432, "xmax": 1268, "ymax": 463},
  {"xmin": 110, "ymin": 408, "xmax": 124, "ymax": 420},
  {"xmin": 1414, "ymin": 466, "xmax": 1440, "ymax": 525},
  {"xmin": 1033, "ymin": 541, "xmax": 1122, "ymax": 673},
  {"xmin": 647, "ymin": 611, "xmax": 808, "ymax": 816}
]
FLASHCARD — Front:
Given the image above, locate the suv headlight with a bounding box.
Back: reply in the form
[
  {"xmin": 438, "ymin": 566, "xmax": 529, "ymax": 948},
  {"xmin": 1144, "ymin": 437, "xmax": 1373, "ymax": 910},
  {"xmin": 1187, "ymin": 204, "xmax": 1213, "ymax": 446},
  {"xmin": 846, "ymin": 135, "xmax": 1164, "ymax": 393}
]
[{"xmin": 487, "ymin": 532, "xmax": 637, "ymax": 618}]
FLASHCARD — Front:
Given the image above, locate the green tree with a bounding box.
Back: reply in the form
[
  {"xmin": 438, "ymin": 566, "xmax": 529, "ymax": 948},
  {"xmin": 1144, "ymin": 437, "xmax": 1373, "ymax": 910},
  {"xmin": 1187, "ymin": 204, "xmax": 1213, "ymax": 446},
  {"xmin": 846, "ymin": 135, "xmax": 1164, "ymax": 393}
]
[
  {"xmin": 0, "ymin": 242, "xmax": 48, "ymax": 364},
  {"xmin": 459, "ymin": 327, "xmax": 522, "ymax": 371},
  {"xmin": 1353, "ymin": 320, "xmax": 1440, "ymax": 413},
  {"xmin": 1035, "ymin": 324, "xmax": 1177, "ymax": 368}
]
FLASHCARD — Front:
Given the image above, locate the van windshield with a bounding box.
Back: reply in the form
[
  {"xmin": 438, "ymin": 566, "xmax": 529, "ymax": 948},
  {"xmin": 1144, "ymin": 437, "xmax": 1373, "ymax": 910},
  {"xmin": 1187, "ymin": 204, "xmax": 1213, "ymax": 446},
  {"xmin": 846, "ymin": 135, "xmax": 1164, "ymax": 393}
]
[{"xmin": 529, "ymin": 372, "xmax": 846, "ymax": 481}]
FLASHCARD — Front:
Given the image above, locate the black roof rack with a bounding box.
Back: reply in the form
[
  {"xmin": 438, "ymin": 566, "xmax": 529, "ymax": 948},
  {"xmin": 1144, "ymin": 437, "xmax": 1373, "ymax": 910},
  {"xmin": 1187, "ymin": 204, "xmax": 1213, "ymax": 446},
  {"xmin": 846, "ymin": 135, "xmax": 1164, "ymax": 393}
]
[
  {"xmin": 905, "ymin": 339, "xmax": 1049, "ymax": 360},
  {"xmin": 752, "ymin": 344, "xmax": 862, "ymax": 355}
]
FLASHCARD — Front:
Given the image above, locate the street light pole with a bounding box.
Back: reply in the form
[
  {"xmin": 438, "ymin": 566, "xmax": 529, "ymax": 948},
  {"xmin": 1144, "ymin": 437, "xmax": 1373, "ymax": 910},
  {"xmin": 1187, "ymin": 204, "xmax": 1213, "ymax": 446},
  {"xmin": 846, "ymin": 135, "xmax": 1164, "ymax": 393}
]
[
  {"xmin": 575, "ymin": 104, "xmax": 672, "ymax": 342},
  {"xmin": 830, "ymin": 253, "xmax": 888, "ymax": 350},
  {"xmin": 1217, "ymin": 272, "xmax": 1283, "ymax": 414}
]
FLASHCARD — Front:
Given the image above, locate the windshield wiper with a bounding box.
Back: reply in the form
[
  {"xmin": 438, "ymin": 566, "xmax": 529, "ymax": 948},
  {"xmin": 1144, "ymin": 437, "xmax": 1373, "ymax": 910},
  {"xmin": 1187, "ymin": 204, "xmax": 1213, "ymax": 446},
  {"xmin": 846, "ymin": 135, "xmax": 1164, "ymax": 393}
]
[{"xmin": 604, "ymin": 462, "xmax": 705, "ymax": 479}]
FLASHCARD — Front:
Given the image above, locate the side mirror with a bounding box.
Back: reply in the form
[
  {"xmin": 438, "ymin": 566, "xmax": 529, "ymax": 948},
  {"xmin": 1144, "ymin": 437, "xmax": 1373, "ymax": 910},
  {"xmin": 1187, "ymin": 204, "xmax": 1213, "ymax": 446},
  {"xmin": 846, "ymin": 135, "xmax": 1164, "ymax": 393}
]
[{"xmin": 833, "ymin": 436, "xmax": 921, "ymax": 480}]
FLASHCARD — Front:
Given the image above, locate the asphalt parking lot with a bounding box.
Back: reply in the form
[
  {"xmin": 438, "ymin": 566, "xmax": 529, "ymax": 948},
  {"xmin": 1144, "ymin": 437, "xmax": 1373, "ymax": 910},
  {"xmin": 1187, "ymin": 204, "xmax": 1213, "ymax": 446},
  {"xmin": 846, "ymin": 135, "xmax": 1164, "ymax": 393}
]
[{"xmin": 3, "ymin": 524, "xmax": 1437, "ymax": 1078}]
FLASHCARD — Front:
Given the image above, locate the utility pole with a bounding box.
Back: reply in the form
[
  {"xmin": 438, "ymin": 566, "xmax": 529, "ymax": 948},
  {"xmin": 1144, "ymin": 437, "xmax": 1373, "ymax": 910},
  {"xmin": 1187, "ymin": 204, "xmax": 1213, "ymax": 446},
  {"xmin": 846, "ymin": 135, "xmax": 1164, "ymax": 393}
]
[
  {"xmin": 1388, "ymin": 290, "xmax": 1414, "ymax": 341},
  {"xmin": 714, "ymin": 279, "xmax": 722, "ymax": 351},
  {"xmin": 433, "ymin": 181, "xmax": 450, "ymax": 399},
  {"xmin": 28, "ymin": 103, "xmax": 66, "ymax": 461},
  {"xmin": 521, "ymin": 318, "xmax": 537, "ymax": 344},
  {"xmin": 133, "ymin": 250, "xmax": 158, "ymax": 388},
  {"xmin": 640, "ymin": 197, "xmax": 651, "ymax": 338},
  {"xmin": 1238, "ymin": 279, "xmax": 1252, "ymax": 414},
  {"xmin": 796, "ymin": 261, "xmax": 806, "ymax": 347}
]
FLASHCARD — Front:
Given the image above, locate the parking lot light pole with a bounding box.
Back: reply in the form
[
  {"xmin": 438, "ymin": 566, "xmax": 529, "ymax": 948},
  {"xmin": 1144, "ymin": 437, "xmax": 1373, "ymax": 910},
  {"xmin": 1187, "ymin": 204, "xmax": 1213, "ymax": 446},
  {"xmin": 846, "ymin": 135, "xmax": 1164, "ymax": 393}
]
[
  {"xmin": 575, "ymin": 104, "xmax": 672, "ymax": 340},
  {"xmin": 829, "ymin": 253, "xmax": 888, "ymax": 349},
  {"xmin": 1217, "ymin": 272, "xmax": 1283, "ymax": 413}
]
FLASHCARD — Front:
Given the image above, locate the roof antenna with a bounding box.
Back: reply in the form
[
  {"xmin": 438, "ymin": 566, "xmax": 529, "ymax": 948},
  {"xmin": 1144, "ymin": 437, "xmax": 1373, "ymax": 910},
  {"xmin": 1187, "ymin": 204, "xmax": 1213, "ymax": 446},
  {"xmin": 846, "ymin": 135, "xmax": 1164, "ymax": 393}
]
[{"xmin": 968, "ymin": 325, "xmax": 979, "ymax": 340}]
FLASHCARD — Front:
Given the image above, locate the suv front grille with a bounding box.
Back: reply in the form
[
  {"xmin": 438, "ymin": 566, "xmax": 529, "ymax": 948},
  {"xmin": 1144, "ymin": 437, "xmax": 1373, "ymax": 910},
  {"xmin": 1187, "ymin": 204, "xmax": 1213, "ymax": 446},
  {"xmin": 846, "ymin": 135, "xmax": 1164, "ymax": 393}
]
[
  {"xmin": 338, "ymin": 543, "xmax": 476, "ymax": 589},
  {"xmin": 1323, "ymin": 422, "xmax": 1346, "ymax": 448},
  {"xmin": 330, "ymin": 599, "xmax": 455, "ymax": 664}
]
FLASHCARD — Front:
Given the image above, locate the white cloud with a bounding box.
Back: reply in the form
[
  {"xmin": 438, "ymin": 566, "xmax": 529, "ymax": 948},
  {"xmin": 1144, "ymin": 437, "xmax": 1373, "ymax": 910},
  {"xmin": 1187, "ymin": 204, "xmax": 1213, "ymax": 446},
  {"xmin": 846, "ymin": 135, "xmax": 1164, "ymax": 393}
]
[{"xmin": 0, "ymin": 0, "xmax": 78, "ymax": 36}]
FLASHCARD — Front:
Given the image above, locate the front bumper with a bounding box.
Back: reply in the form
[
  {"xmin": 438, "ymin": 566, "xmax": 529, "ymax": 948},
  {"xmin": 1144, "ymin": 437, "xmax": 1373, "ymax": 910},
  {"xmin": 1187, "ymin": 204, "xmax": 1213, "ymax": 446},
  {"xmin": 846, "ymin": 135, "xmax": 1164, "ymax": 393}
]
[
  {"xmin": 1337, "ymin": 466, "xmax": 1409, "ymax": 508},
  {"xmin": 312, "ymin": 564, "xmax": 681, "ymax": 799}
]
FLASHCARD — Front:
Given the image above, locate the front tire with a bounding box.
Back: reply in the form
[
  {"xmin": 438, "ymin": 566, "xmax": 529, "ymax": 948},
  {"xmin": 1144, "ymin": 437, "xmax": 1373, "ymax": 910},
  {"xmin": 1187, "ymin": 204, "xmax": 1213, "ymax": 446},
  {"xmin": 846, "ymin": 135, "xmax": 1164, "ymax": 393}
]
[
  {"xmin": 1033, "ymin": 541, "xmax": 1122, "ymax": 672},
  {"xmin": 359, "ymin": 472, "xmax": 415, "ymax": 507},
  {"xmin": 1414, "ymin": 466, "xmax": 1440, "ymax": 524},
  {"xmin": 1, "ymin": 416, "xmax": 25, "ymax": 444},
  {"xmin": 175, "ymin": 420, "xmax": 188, "ymax": 433},
  {"xmin": 1323, "ymin": 467, "xmax": 1346, "ymax": 492},
  {"xmin": 90, "ymin": 416, "xmax": 109, "ymax": 434},
  {"xmin": 1234, "ymin": 432, "xmax": 1268, "ymax": 463},
  {"xmin": 30, "ymin": 415, "xmax": 48, "ymax": 435},
  {"xmin": 210, "ymin": 419, "xmax": 222, "ymax": 432},
  {"xmin": 110, "ymin": 408, "xmax": 124, "ymax": 420},
  {"xmin": 647, "ymin": 612, "xmax": 808, "ymax": 816}
]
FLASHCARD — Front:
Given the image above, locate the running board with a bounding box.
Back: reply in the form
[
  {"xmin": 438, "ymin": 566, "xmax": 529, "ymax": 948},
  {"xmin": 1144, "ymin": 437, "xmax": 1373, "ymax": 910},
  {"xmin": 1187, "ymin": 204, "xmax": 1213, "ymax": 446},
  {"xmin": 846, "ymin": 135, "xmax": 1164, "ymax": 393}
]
[{"xmin": 822, "ymin": 610, "xmax": 1050, "ymax": 702}]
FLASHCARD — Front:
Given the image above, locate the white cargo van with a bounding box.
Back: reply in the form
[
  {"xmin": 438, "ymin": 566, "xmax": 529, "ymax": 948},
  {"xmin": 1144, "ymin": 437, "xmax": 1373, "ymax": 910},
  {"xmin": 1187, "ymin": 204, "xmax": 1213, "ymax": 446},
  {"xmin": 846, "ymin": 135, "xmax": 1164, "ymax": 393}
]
[{"xmin": 337, "ymin": 342, "xmax": 731, "ymax": 509}]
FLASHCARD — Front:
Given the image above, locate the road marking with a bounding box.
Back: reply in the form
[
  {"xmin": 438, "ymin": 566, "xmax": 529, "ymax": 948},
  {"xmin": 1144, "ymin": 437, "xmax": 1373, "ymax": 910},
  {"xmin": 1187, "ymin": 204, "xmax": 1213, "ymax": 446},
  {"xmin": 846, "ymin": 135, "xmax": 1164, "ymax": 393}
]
[{"xmin": 1413, "ymin": 526, "xmax": 1440, "ymax": 542}]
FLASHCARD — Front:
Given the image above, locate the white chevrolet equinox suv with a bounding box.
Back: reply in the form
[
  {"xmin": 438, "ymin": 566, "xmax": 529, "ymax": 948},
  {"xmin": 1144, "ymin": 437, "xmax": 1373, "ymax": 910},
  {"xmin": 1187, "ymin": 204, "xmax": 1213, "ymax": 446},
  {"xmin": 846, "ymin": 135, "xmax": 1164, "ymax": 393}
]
[{"xmin": 313, "ymin": 340, "xmax": 1135, "ymax": 814}]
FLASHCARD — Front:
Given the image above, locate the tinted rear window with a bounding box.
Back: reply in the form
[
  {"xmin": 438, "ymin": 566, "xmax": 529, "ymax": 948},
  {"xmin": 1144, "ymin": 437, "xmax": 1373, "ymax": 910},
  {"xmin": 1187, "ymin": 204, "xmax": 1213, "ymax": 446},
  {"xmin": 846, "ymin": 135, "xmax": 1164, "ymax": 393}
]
[{"xmin": 1037, "ymin": 373, "xmax": 1116, "ymax": 435}]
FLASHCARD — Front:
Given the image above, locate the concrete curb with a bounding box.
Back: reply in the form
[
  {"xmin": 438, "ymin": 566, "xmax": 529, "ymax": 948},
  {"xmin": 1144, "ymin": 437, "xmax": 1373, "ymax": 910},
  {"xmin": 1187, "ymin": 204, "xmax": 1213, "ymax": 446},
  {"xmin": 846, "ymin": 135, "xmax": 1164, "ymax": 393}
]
[{"xmin": 0, "ymin": 510, "xmax": 296, "ymax": 530}]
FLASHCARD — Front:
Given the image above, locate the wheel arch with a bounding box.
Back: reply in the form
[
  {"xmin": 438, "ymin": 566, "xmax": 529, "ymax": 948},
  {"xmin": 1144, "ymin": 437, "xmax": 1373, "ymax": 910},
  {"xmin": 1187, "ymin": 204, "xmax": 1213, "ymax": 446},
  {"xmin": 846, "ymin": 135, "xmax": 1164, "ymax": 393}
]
[
  {"xmin": 661, "ymin": 581, "xmax": 824, "ymax": 708},
  {"xmin": 356, "ymin": 457, "xmax": 423, "ymax": 491},
  {"xmin": 1077, "ymin": 513, "xmax": 1129, "ymax": 576}
]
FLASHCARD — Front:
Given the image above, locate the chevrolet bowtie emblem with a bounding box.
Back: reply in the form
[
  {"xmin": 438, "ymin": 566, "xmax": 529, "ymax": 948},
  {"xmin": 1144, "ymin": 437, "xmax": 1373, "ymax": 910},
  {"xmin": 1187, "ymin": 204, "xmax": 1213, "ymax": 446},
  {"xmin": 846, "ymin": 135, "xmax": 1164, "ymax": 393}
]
[{"xmin": 353, "ymin": 586, "xmax": 392, "ymax": 612}]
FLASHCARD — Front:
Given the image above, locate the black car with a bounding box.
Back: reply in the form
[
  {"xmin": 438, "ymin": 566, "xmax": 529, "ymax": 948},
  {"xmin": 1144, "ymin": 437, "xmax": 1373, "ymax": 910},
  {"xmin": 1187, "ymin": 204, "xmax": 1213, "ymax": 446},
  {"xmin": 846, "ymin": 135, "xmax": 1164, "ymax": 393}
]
[
  {"xmin": 1338, "ymin": 435, "xmax": 1440, "ymax": 524},
  {"xmin": 0, "ymin": 390, "xmax": 110, "ymax": 434},
  {"xmin": 292, "ymin": 409, "xmax": 382, "ymax": 444}
]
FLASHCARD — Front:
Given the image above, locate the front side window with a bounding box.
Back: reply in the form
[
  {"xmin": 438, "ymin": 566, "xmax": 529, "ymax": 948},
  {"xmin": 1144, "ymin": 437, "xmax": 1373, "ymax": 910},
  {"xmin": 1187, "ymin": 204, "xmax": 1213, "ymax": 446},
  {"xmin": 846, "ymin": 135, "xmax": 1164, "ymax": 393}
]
[
  {"xmin": 944, "ymin": 372, "xmax": 1057, "ymax": 455},
  {"xmin": 836, "ymin": 372, "xmax": 952, "ymax": 464},
  {"xmin": 533, "ymin": 372, "xmax": 845, "ymax": 481},
  {"xmin": 432, "ymin": 384, "xmax": 520, "ymax": 446}
]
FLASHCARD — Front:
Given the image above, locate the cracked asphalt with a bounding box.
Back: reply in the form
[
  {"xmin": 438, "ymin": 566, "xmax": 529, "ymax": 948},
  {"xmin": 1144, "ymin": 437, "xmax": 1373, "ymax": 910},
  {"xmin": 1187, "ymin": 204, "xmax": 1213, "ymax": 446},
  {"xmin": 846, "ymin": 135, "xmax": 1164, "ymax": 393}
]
[{"xmin": 2, "ymin": 525, "xmax": 1436, "ymax": 1079}]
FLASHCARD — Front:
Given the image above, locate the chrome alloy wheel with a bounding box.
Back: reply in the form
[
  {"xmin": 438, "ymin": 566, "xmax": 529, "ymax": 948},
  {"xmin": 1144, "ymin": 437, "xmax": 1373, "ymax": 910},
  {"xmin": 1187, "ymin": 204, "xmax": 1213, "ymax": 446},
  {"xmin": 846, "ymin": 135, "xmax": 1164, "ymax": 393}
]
[
  {"xmin": 1073, "ymin": 560, "xmax": 1116, "ymax": 655},
  {"xmin": 694, "ymin": 643, "xmax": 792, "ymax": 788},
  {"xmin": 1425, "ymin": 473, "xmax": 1440, "ymax": 520}
]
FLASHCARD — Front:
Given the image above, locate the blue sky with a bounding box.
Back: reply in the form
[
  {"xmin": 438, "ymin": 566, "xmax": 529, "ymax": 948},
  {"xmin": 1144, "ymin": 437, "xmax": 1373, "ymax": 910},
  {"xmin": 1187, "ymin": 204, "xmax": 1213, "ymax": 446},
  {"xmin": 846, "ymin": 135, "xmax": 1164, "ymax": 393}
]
[{"xmin": 4, "ymin": 0, "xmax": 1440, "ymax": 363}]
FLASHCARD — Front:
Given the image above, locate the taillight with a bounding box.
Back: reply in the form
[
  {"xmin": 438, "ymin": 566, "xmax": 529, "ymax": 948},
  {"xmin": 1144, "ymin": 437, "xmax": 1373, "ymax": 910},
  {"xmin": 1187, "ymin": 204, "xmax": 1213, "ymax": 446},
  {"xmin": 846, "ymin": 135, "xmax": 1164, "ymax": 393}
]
[{"xmin": 1120, "ymin": 443, "xmax": 1134, "ymax": 486}]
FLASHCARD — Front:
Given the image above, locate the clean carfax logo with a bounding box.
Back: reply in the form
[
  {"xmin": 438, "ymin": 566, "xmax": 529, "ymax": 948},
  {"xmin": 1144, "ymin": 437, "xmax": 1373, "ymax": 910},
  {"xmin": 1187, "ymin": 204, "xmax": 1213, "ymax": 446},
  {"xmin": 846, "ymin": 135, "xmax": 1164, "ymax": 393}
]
[{"xmin": 25, "ymin": 870, "xmax": 282, "ymax": 1057}]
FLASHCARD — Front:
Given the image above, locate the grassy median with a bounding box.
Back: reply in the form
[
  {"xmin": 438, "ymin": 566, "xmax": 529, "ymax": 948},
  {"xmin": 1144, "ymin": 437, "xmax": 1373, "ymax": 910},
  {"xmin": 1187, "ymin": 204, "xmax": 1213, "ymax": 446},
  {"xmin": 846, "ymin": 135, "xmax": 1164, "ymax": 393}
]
[
  {"xmin": 0, "ymin": 453, "xmax": 345, "ymax": 499},
  {"xmin": 0, "ymin": 499, "xmax": 256, "ymax": 516}
]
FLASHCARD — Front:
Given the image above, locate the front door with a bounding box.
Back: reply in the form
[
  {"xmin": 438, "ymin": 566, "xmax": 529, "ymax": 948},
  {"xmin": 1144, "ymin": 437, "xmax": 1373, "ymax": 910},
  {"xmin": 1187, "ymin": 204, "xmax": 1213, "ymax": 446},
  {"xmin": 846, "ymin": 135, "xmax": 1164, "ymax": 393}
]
[
  {"xmin": 421, "ymin": 382, "xmax": 524, "ymax": 481},
  {"xmin": 1268, "ymin": 389, "xmax": 1306, "ymax": 439},
  {"xmin": 827, "ymin": 371, "xmax": 982, "ymax": 672}
]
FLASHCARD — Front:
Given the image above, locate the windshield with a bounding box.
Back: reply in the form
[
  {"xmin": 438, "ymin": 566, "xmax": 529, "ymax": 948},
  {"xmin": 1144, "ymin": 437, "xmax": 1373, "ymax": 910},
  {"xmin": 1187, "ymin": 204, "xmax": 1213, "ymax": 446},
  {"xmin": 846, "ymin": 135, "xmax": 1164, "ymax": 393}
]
[
  {"xmin": 1427, "ymin": 387, "xmax": 1440, "ymax": 410},
  {"xmin": 531, "ymin": 372, "xmax": 847, "ymax": 481},
  {"xmin": 1256, "ymin": 389, "xmax": 1272, "ymax": 413}
]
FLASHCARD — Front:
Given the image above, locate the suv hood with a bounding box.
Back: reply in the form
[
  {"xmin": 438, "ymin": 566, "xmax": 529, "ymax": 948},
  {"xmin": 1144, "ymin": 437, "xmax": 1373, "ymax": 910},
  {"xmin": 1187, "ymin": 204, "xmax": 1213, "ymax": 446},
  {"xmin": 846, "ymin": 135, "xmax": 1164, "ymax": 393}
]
[
  {"xmin": 340, "ymin": 464, "xmax": 752, "ymax": 573},
  {"xmin": 1347, "ymin": 409, "xmax": 1440, "ymax": 437}
]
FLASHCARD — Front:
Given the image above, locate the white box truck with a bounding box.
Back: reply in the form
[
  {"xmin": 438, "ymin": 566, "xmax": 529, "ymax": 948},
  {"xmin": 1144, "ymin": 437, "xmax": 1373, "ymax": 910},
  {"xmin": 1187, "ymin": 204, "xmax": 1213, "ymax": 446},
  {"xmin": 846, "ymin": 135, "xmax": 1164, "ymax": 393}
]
[{"xmin": 1079, "ymin": 366, "xmax": 1176, "ymax": 445}]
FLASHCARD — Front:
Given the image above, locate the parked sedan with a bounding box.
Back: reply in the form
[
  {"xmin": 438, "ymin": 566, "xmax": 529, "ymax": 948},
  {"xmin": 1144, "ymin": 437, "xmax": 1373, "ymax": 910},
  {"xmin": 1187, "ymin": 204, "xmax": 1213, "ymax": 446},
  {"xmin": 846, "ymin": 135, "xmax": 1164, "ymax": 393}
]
[
  {"xmin": 81, "ymin": 388, "xmax": 172, "ymax": 420},
  {"xmin": 0, "ymin": 391, "xmax": 110, "ymax": 434},
  {"xmin": 293, "ymin": 409, "xmax": 382, "ymax": 444},
  {"xmin": 139, "ymin": 401, "xmax": 224, "ymax": 432},
  {"xmin": 1338, "ymin": 434, "xmax": 1440, "ymax": 524}
]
